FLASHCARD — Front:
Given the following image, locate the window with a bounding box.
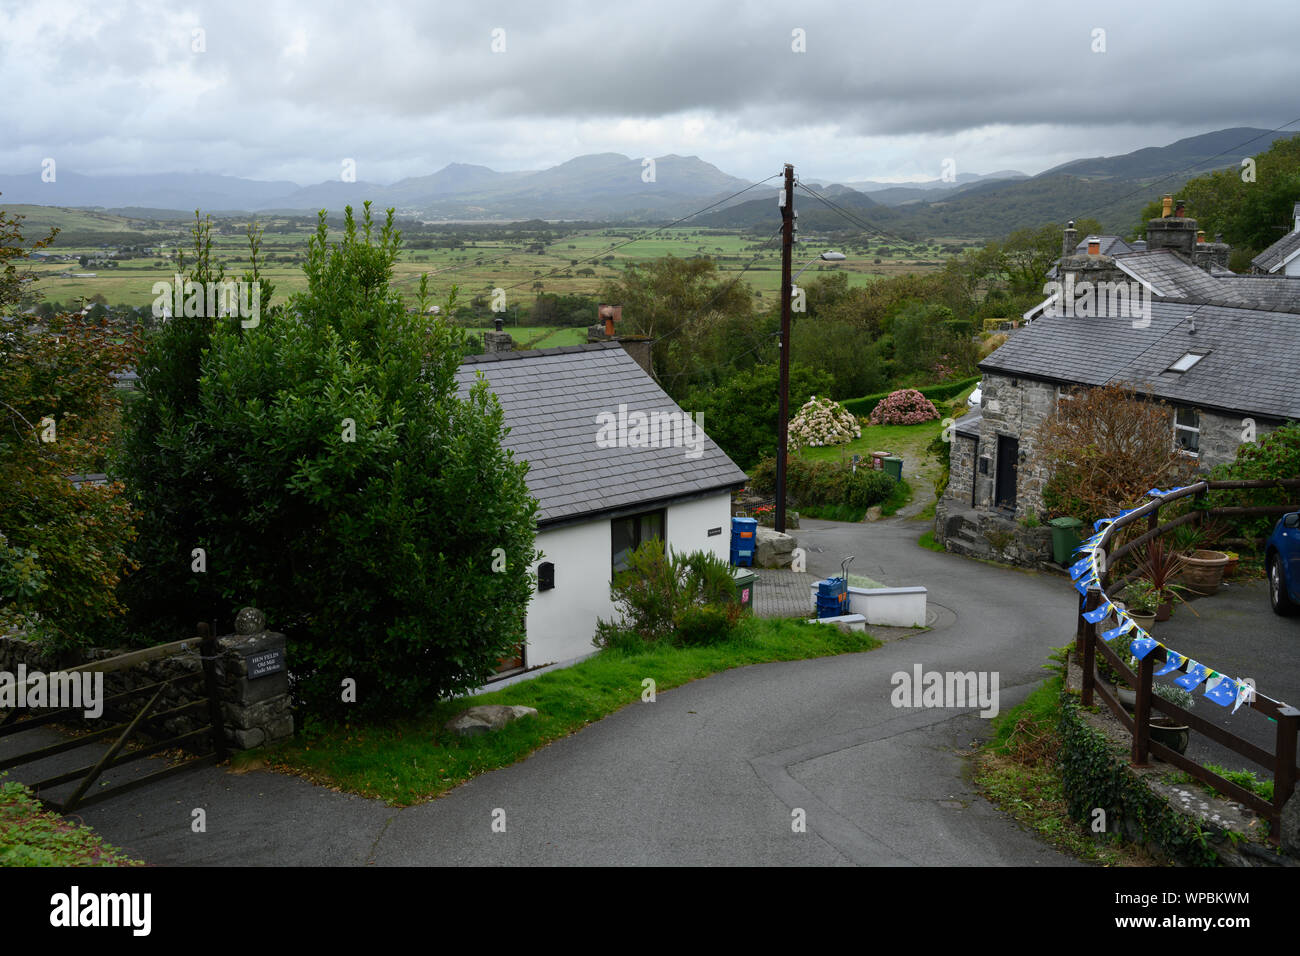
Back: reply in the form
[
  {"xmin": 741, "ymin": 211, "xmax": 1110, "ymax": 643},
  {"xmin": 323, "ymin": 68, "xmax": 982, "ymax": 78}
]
[
  {"xmin": 611, "ymin": 509, "xmax": 665, "ymax": 575},
  {"xmin": 1174, "ymin": 407, "xmax": 1200, "ymax": 456},
  {"xmin": 1167, "ymin": 352, "xmax": 1207, "ymax": 373}
]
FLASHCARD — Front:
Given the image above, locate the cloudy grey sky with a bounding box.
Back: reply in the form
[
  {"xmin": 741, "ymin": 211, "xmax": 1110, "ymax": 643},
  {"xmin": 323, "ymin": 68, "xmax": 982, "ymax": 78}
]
[{"xmin": 2, "ymin": 0, "xmax": 1296, "ymax": 186}]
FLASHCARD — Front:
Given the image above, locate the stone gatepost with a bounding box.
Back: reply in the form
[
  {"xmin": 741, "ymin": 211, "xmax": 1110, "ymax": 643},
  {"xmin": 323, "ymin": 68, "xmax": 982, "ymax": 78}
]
[{"xmin": 217, "ymin": 607, "xmax": 294, "ymax": 750}]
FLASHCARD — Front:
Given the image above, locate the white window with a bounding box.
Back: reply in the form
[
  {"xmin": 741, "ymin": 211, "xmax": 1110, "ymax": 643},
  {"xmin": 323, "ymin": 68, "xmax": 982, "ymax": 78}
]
[
  {"xmin": 1174, "ymin": 407, "xmax": 1200, "ymax": 456},
  {"xmin": 1167, "ymin": 352, "xmax": 1206, "ymax": 373}
]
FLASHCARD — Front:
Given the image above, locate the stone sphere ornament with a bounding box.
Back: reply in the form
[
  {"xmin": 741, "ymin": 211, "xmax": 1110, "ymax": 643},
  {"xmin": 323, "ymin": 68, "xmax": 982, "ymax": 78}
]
[{"xmin": 235, "ymin": 607, "xmax": 266, "ymax": 635}]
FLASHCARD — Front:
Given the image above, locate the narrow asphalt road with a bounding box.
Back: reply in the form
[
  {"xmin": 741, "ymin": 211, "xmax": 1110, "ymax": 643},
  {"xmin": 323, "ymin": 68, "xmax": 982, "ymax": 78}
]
[{"xmin": 14, "ymin": 516, "xmax": 1085, "ymax": 866}]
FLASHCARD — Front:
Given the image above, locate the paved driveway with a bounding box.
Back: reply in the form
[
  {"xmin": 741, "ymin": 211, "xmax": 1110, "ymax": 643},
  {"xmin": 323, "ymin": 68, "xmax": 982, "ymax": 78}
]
[{"xmin": 9, "ymin": 517, "xmax": 1085, "ymax": 866}]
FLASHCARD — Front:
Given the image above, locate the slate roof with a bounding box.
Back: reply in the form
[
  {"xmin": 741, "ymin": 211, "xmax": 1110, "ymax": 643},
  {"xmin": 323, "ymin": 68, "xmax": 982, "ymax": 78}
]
[
  {"xmin": 980, "ymin": 300, "xmax": 1300, "ymax": 422},
  {"xmin": 1251, "ymin": 229, "xmax": 1300, "ymax": 274},
  {"xmin": 1077, "ymin": 236, "xmax": 1137, "ymax": 256},
  {"xmin": 1211, "ymin": 274, "xmax": 1300, "ymax": 312},
  {"xmin": 1112, "ymin": 249, "xmax": 1234, "ymax": 301},
  {"xmin": 954, "ymin": 409, "xmax": 982, "ymax": 439},
  {"xmin": 455, "ymin": 342, "xmax": 747, "ymax": 527}
]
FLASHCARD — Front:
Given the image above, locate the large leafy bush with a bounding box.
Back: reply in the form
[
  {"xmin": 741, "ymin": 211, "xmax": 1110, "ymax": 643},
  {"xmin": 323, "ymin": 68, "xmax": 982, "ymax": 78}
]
[
  {"xmin": 749, "ymin": 456, "xmax": 896, "ymax": 510},
  {"xmin": 788, "ymin": 396, "xmax": 860, "ymax": 450},
  {"xmin": 118, "ymin": 205, "xmax": 539, "ymax": 716},
  {"xmin": 0, "ymin": 210, "xmax": 140, "ymax": 649},
  {"xmin": 868, "ymin": 388, "xmax": 939, "ymax": 425},
  {"xmin": 594, "ymin": 541, "xmax": 741, "ymax": 649},
  {"xmin": 683, "ymin": 363, "xmax": 832, "ymax": 470},
  {"xmin": 1204, "ymin": 421, "xmax": 1300, "ymax": 544},
  {"xmin": 1034, "ymin": 383, "xmax": 1194, "ymax": 526}
]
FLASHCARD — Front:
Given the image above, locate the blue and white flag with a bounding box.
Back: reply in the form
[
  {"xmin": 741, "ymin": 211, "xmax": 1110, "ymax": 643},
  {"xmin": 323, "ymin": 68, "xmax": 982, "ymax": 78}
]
[
  {"xmin": 1102, "ymin": 618, "xmax": 1134, "ymax": 642},
  {"xmin": 1154, "ymin": 651, "xmax": 1184, "ymax": 676},
  {"xmin": 1070, "ymin": 557, "xmax": 1092, "ymax": 580},
  {"xmin": 1174, "ymin": 661, "xmax": 1208, "ymax": 690},
  {"xmin": 1204, "ymin": 676, "xmax": 1239, "ymax": 708},
  {"xmin": 1129, "ymin": 635, "xmax": 1159, "ymax": 660},
  {"xmin": 1083, "ymin": 603, "xmax": 1114, "ymax": 624}
]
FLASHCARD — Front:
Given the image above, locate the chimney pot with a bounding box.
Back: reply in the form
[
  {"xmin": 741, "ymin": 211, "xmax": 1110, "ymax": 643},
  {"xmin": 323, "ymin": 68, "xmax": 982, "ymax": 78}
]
[
  {"xmin": 1174, "ymin": 199, "xmax": 1185, "ymax": 217},
  {"xmin": 494, "ymin": 316, "xmax": 504, "ymax": 332},
  {"xmin": 1087, "ymin": 238, "xmax": 1101, "ymax": 255},
  {"xmin": 1162, "ymin": 195, "xmax": 1173, "ymax": 218}
]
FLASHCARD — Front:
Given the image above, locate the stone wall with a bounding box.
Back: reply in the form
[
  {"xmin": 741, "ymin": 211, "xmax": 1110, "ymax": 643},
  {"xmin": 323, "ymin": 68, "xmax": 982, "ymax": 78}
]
[
  {"xmin": 976, "ymin": 372, "xmax": 1056, "ymax": 520},
  {"xmin": 1197, "ymin": 409, "xmax": 1276, "ymax": 470},
  {"xmin": 946, "ymin": 432, "xmax": 978, "ymax": 509},
  {"xmin": 0, "ymin": 608, "xmax": 293, "ymax": 753},
  {"xmin": 937, "ymin": 371, "xmax": 1281, "ymax": 567}
]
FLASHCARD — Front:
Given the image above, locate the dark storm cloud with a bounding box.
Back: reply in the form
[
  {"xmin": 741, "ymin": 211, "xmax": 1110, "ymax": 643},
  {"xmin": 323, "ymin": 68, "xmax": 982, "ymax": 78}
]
[{"xmin": 0, "ymin": 0, "xmax": 1295, "ymax": 182}]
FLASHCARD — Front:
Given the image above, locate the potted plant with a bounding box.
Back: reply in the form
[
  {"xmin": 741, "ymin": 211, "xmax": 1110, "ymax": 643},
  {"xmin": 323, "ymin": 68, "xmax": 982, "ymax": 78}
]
[
  {"xmin": 1222, "ymin": 550, "xmax": 1240, "ymax": 578},
  {"xmin": 1181, "ymin": 549, "xmax": 1232, "ymax": 594},
  {"xmin": 1119, "ymin": 582, "xmax": 1159, "ymax": 630},
  {"xmin": 1149, "ymin": 682, "xmax": 1195, "ymax": 755},
  {"xmin": 1171, "ymin": 518, "xmax": 1231, "ymax": 594},
  {"xmin": 1137, "ymin": 539, "xmax": 1187, "ymax": 621},
  {"xmin": 1115, "ymin": 657, "xmax": 1195, "ymax": 755}
]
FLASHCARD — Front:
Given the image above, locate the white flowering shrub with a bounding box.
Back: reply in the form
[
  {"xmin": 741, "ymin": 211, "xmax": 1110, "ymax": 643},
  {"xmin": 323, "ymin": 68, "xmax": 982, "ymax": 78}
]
[{"xmin": 789, "ymin": 396, "xmax": 861, "ymax": 451}]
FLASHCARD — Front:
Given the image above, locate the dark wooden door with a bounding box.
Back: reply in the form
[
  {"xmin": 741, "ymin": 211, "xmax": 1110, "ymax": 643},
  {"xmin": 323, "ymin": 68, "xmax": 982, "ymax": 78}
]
[{"xmin": 995, "ymin": 434, "xmax": 1018, "ymax": 511}]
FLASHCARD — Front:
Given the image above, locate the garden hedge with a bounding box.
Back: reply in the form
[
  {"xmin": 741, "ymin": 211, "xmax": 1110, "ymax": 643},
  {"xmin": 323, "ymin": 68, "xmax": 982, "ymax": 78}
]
[{"xmin": 841, "ymin": 375, "xmax": 981, "ymax": 418}]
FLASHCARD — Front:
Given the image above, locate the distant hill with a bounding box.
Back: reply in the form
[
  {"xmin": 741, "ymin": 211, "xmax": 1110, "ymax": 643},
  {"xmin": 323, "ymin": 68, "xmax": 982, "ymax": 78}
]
[
  {"xmin": 697, "ymin": 128, "xmax": 1300, "ymax": 238},
  {"xmin": 2, "ymin": 127, "xmax": 1294, "ymax": 235},
  {"xmin": 1, "ymin": 153, "xmax": 754, "ymax": 222},
  {"xmin": 1040, "ymin": 127, "xmax": 1298, "ymax": 181}
]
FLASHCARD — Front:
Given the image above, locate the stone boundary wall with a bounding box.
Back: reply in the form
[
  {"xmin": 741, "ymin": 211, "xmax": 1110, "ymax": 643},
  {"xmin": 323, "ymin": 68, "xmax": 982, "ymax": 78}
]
[{"xmin": 0, "ymin": 608, "xmax": 292, "ymax": 753}]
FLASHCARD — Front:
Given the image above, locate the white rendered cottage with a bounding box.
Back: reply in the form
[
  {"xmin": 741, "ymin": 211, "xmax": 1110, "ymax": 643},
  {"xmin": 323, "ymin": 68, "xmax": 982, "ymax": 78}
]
[{"xmin": 454, "ymin": 341, "xmax": 747, "ymax": 681}]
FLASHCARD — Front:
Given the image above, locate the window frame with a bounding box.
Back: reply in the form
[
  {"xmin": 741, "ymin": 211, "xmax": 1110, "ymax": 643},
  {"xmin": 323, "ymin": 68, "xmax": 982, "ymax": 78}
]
[
  {"xmin": 1174, "ymin": 406, "xmax": 1200, "ymax": 458},
  {"xmin": 611, "ymin": 508, "xmax": 668, "ymax": 576}
]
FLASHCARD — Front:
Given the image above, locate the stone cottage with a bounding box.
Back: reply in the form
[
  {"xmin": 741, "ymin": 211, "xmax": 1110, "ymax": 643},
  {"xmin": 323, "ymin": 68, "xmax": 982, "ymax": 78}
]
[{"xmin": 936, "ymin": 199, "xmax": 1300, "ymax": 565}]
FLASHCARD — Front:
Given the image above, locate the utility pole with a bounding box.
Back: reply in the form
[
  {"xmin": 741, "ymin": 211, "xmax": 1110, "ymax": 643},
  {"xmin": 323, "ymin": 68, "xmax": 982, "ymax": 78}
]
[{"xmin": 775, "ymin": 163, "xmax": 794, "ymax": 534}]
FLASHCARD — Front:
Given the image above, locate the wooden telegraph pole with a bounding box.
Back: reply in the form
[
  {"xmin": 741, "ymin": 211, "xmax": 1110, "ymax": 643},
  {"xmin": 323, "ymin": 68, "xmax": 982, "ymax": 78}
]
[{"xmin": 775, "ymin": 163, "xmax": 795, "ymax": 534}]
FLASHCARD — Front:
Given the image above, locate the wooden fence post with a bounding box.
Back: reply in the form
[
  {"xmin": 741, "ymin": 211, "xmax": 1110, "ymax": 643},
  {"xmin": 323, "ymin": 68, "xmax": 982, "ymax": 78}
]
[
  {"xmin": 1274, "ymin": 705, "xmax": 1299, "ymax": 835},
  {"xmin": 1131, "ymin": 651, "xmax": 1153, "ymax": 767},
  {"xmin": 1081, "ymin": 587, "xmax": 1100, "ymax": 707},
  {"xmin": 199, "ymin": 622, "xmax": 228, "ymax": 763}
]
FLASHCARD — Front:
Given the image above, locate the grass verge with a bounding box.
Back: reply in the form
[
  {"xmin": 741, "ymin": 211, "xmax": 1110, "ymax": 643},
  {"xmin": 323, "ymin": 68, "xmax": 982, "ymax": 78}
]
[
  {"xmin": 267, "ymin": 616, "xmax": 880, "ymax": 806},
  {"xmin": 0, "ymin": 777, "xmax": 144, "ymax": 866},
  {"xmin": 917, "ymin": 530, "xmax": 945, "ymax": 552},
  {"xmin": 973, "ymin": 654, "xmax": 1150, "ymax": 866}
]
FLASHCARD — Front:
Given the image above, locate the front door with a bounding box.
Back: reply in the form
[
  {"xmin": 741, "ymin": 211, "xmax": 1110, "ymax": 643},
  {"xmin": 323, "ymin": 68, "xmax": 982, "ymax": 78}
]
[{"xmin": 995, "ymin": 434, "xmax": 1018, "ymax": 511}]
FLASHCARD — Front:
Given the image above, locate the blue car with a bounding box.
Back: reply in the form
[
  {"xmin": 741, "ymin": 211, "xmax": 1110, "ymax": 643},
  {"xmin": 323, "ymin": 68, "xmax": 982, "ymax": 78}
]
[{"xmin": 1266, "ymin": 512, "xmax": 1300, "ymax": 615}]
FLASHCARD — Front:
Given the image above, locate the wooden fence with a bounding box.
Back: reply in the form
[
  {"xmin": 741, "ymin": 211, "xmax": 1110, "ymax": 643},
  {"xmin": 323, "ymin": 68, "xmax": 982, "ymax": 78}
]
[
  {"xmin": 1075, "ymin": 478, "xmax": 1300, "ymax": 841},
  {"xmin": 0, "ymin": 623, "xmax": 226, "ymax": 814}
]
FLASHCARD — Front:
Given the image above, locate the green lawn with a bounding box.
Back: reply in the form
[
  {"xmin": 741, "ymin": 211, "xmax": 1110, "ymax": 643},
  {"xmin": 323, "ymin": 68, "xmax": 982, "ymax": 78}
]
[
  {"xmin": 467, "ymin": 325, "xmax": 588, "ymax": 348},
  {"xmin": 797, "ymin": 419, "xmax": 946, "ymax": 466},
  {"xmin": 268, "ymin": 616, "xmax": 880, "ymax": 806}
]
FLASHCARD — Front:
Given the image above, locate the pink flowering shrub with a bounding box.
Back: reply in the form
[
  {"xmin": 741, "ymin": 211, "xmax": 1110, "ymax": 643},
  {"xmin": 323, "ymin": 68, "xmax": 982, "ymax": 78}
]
[{"xmin": 869, "ymin": 388, "xmax": 939, "ymax": 425}]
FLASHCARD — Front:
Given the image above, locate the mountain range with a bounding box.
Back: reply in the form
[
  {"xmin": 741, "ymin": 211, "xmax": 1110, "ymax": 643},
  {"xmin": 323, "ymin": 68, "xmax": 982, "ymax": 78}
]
[{"xmin": 1, "ymin": 127, "xmax": 1293, "ymax": 238}]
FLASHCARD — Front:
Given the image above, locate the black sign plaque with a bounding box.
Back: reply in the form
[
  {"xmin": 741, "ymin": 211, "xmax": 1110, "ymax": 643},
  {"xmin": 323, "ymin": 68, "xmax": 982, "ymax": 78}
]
[
  {"xmin": 246, "ymin": 648, "xmax": 285, "ymax": 679},
  {"xmin": 707, "ymin": 527, "xmax": 722, "ymax": 537}
]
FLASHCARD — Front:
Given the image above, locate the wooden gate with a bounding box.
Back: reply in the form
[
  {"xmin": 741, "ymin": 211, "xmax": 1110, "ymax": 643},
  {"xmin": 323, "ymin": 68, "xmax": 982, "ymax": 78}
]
[{"xmin": 0, "ymin": 623, "xmax": 227, "ymax": 814}]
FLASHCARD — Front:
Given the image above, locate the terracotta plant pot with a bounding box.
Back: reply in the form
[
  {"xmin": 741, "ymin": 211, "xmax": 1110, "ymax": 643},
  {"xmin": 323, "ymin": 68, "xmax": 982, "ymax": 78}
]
[
  {"xmin": 1155, "ymin": 600, "xmax": 1173, "ymax": 622},
  {"xmin": 1181, "ymin": 549, "xmax": 1230, "ymax": 595},
  {"xmin": 1223, "ymin": 556, "xmax": 1240, "ymax": 578}
]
